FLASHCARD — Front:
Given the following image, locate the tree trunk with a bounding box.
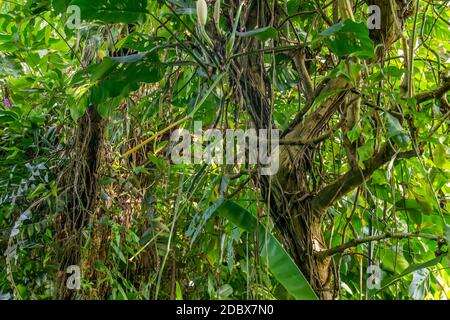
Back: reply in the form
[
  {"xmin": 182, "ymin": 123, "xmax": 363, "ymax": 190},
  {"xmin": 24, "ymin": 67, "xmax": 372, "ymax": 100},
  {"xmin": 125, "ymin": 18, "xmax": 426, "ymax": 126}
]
[
  {"xmin": 227, "ymin": 0, "xmax": 409, "ymax": 299},
  {"xmin": 56, "ymin": 106, "xmax": 105, "ymax": 299}
]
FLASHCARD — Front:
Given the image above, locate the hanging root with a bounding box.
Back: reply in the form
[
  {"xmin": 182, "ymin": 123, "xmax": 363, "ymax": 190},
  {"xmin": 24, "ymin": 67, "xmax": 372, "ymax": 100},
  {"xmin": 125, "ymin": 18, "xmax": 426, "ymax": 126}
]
[{"xmin": 55, "ymin": 106, "xmax": 105, "ymax": 299}]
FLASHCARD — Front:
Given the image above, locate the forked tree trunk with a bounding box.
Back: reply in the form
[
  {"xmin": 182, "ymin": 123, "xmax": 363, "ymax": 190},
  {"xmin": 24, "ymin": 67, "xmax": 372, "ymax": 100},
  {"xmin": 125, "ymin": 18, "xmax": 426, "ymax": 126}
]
[{"xmin": 228, "ymin": 0, "xmax": 408, "ymax": 299}]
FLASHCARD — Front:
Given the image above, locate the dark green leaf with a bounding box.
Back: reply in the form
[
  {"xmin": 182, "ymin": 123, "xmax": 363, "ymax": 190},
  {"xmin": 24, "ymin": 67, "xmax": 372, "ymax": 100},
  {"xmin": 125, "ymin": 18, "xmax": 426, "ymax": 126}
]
[
  {"xmin": 70, "ymin": 0, "xmax": 147, "ymax": 23},
  {"xmin": 217, "ymin": 200, "xmax": 318, "ymax": 300},
  {"xmin": 386, "ymin": 112, "xmax": 410, "ymax": 147},
  {"xmin": 236, "ymin": 26, "xmax": 278, "ymax": 41},
  {"xmin": 320, "ymin": 19, "xmax": 374, "ymax": 58}
]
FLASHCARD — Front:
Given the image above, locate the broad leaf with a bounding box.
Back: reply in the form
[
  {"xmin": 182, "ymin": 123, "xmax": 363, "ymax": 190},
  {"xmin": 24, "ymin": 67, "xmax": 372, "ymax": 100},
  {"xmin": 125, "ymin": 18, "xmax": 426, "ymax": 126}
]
[
  {"xmin": 386, "ymin": 112, "xmax": 410, "ymax": 147},
  {"xmin": 70, "ymin": 0, "xmax": 147, "ymax": 23},
  {"xmin": 217, "ymin": 200, "xmax": 318, "ymax": 300},
  {"xmin": 379, "ymin": 256, "xmax": 442, "ymax": 292},
  {"xmin": 236, "ymin": 26, "xmax": 278, "ymax": 41},
  {"xmin": 320, "ymin": 19, "xmax": 374, "ymax": 58}
]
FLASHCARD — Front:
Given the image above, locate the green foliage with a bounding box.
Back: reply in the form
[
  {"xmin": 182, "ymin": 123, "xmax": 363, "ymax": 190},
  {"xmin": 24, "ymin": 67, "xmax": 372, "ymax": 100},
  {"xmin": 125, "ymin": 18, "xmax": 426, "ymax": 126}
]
[
  {"xmin": 0, "ymin": 0, "xmax": 449, "ymax": 301},
  {"xmin": 70, "ymin": 0, "xmax": 148, "ymax": 24},
  {"xmin": 236, "ymin": 26, "xmax": 278, "ymax": 41},
  {"xmin": 217, "ymin": 200, "xmax": 318, "ymax": 300},
  {"xmin": 320, "ymin": 19, "xmax": 375, "ymax": 58},
  {"xmin": 386, "ymin": 113, "xmax": 410, "ymax": 148}
]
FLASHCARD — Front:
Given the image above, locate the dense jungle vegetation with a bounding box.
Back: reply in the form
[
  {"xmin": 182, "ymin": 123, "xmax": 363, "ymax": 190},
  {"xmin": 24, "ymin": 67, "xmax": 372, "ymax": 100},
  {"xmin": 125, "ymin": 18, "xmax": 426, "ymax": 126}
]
[{"xmin": 0, "ymin": 0, "xmax": 450, "ymax": 300}]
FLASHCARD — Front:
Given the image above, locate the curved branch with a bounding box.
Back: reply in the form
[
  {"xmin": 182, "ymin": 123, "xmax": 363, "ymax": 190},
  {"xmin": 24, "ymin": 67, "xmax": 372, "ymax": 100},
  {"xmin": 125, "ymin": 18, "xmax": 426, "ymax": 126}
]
[
  {"xmin": 292, "ymin": 48, "xmax": 315, "ymax": 104},
  {"xmin": 415, "ymin": 79, "xmax": 450, "ymax": 103},
  {"xmin": 279, "ymin": 119, "xmax": 343, "ymax": 145},
  {"xmin": 311, "ymin": 143, "xmax": 416, "ymax": 216},
  {"xmin": 318, "ymin": 232, "xmax": 445, "ymax": 258}
]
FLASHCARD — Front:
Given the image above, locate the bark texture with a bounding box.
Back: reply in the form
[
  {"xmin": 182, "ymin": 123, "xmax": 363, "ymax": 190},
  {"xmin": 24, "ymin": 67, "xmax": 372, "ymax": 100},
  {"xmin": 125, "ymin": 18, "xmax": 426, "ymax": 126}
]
[
  {"xmin": 226, "ymin": 0, "xmax": 409, "ymax": 299},
  {"xmin": 56, "ymin": 106, "xmax": 105, "ymax": 299}
]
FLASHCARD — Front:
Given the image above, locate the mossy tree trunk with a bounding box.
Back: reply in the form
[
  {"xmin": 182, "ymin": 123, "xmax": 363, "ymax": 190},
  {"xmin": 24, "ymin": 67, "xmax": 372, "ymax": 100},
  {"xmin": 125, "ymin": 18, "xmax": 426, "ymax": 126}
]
[
  {"xmin": 226, "ymin": 0, "xmax": 409, "ymax": 299},
  {"xmin": 56, "ymin": 106, "xmax": 105, "ymax": 299}
]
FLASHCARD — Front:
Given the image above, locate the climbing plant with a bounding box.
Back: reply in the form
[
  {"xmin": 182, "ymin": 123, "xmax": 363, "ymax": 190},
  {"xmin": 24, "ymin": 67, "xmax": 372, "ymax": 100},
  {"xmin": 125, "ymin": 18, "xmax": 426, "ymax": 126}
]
[{"xmin": 0, "ymin": 0, "xmax": 449, "ymax": 300}]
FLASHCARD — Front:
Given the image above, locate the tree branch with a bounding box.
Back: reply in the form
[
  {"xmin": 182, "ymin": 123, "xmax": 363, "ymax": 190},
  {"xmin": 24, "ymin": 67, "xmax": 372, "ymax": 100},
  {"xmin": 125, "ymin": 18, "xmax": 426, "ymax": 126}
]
[
  {"xmin": 415, "ymin": 79, "xmax": 450, "ymax": 103},
  {"xmin": 292, "ymin": 48, "xmax": 314, "ymax": 104},
  {"xmin": 318, "ymin": 232, "xmax": 445, "ymax": 258},
  {"xmin": 307, "ymin": 79, "xmax": 450, "ymax": 216},
  {"xmin": 283, "ymin": 77, "xmax": 350, "ymax": 137},
  {"xmin": 311, "ymin": 143, "xmax": 416, "ymax": 216},
  {"xmin": 279, "ymin": 119, "xmax": 343, "ymax": 145}
]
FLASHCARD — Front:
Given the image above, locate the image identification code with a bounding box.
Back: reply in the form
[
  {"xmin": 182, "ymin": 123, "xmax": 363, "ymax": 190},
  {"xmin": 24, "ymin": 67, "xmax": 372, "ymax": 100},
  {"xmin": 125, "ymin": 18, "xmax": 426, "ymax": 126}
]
[{"xmin": 176, "ymin": 304, "xmax": 274, "ymax": 317}]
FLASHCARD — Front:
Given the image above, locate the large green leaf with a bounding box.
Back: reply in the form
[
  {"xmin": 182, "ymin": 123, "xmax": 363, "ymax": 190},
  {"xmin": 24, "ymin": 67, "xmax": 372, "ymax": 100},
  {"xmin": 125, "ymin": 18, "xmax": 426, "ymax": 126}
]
[
  {"xmin": 236, "ymin": 26, "xmax": 278, "ymax": 41},
  {"xmin": 82, "ymin": 54, "xmax": 163, "ymax": 118},
  {"xmin": 386, "ymin": 112, "xmax": 410, "ymax": 148},
  {"xmin": 378, "ymin": 256, "xmax": 442, "ymax": 292},
  {"xmin": 320, "ymin": 19, "xmax": 374, "ymax": 58},
  {"xmin": 380, "ymin": 249, "xmax": 410, "ymax": 276},
  {"xmin": 52, "ymin": 0, "xmax": 71, "ymax": 14},
  {"xmin": 395, "ymin": 199, "xmax": 422, "ymax": 225},
  {"xmin": 217, "ymin": 200, "xmax": 318, "ymax": 300},
  {"xmin": 70, "ymin": 0, "xmax": 147, "ymax": 23},
  {"xmin": 117, "ymin": 32, "xmax": 155, "ymax": 52}
]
